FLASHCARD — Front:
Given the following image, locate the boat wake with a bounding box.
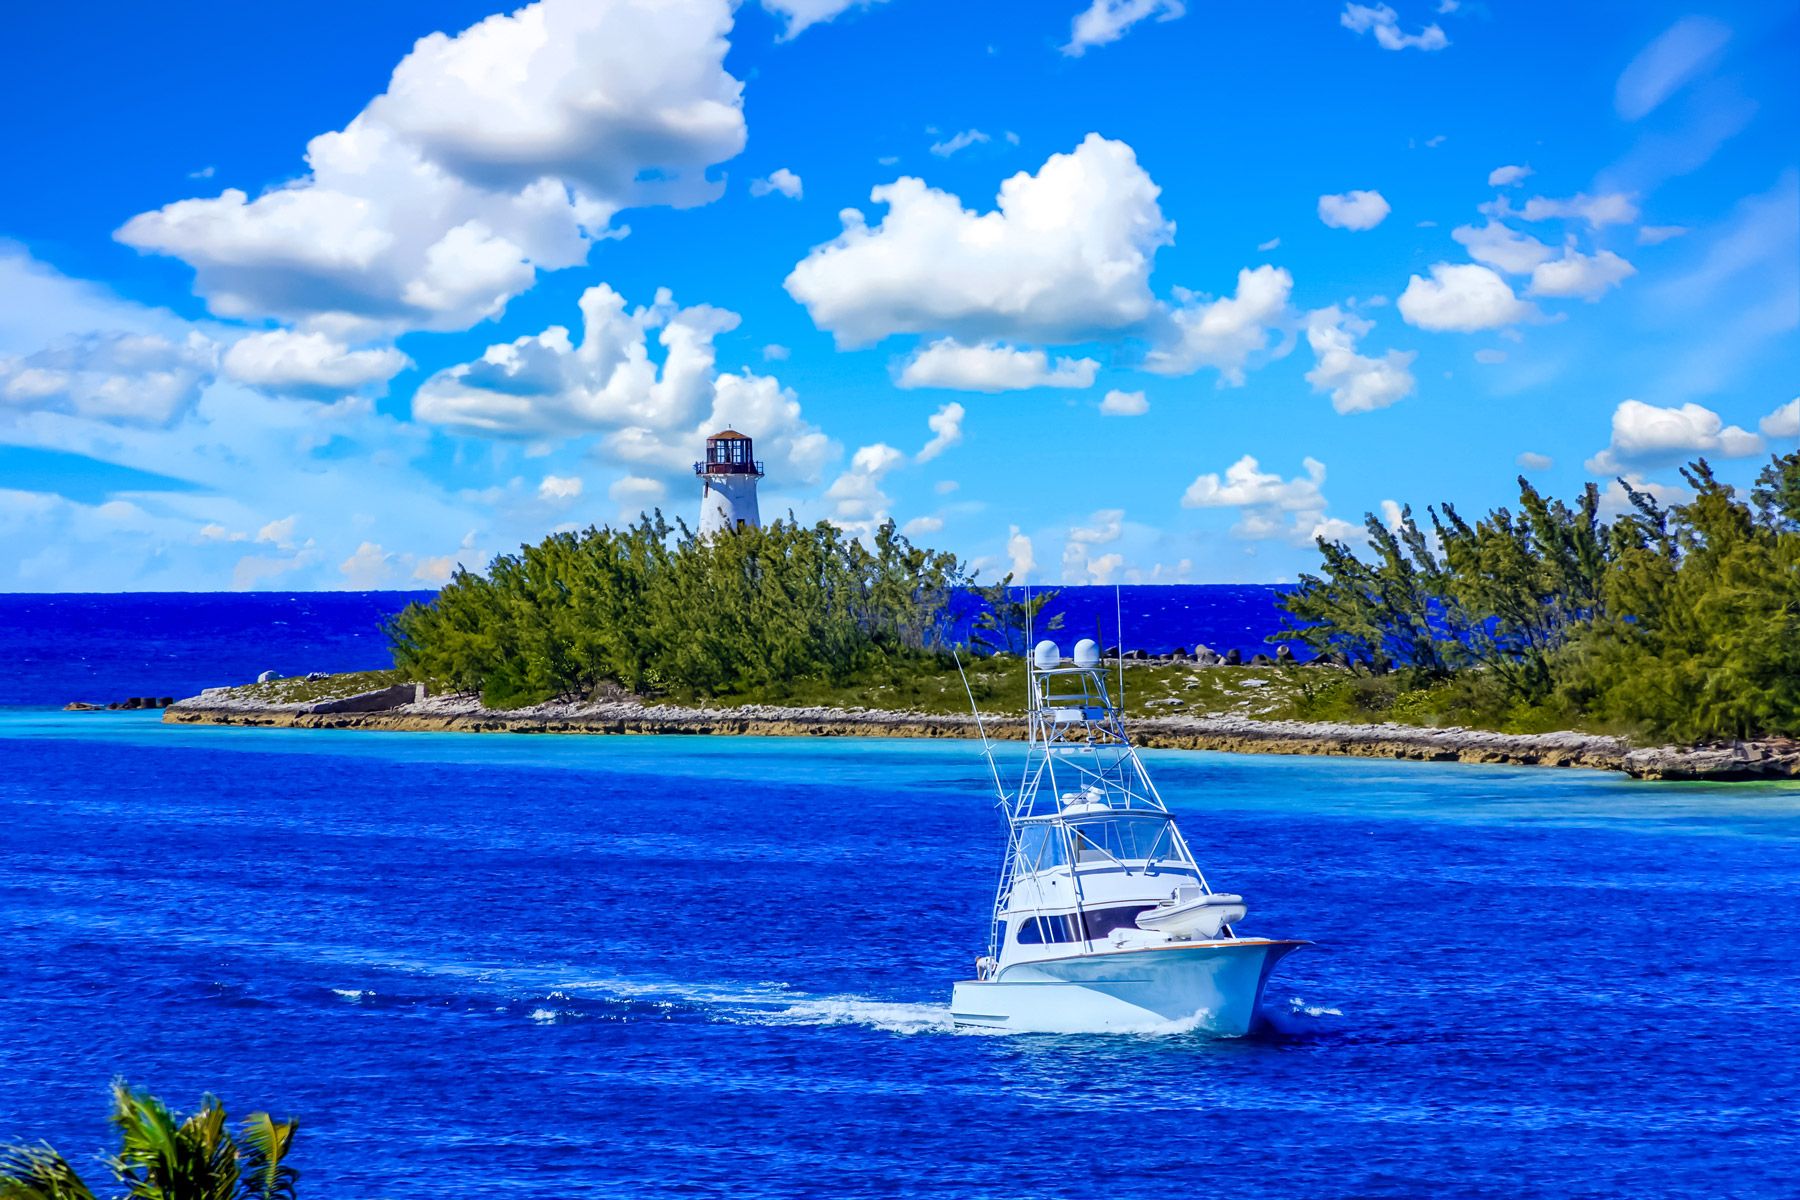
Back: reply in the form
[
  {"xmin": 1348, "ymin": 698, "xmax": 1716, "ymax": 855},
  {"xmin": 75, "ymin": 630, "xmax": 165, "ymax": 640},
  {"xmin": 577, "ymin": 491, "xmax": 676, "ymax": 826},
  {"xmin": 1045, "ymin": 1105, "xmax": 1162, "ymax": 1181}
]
[
  {"xmin": 753, "ymin": 996, "xmax": 958, "ymax": 1036},
  {"xmin": 309, "ymin": 954, "xmax": 1343, "ymax": 1040}
]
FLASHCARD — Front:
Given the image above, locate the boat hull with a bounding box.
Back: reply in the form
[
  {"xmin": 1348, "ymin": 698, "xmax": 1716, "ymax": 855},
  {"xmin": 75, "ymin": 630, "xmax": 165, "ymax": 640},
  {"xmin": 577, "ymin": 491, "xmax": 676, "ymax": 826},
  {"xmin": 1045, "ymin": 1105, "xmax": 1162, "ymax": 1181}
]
[{"xmin": 949, "ymin": 939, "xmax": 1305, "ymax": 1035}]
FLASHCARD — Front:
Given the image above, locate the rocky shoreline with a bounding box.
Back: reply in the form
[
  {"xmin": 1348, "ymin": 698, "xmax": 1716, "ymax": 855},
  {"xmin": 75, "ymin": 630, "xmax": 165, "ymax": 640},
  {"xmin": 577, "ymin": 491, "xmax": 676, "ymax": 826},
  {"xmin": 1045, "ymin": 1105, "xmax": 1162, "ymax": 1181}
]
[{"xmin": 160, "ymin": 686, "xmax": 1800, "ymax": 782}]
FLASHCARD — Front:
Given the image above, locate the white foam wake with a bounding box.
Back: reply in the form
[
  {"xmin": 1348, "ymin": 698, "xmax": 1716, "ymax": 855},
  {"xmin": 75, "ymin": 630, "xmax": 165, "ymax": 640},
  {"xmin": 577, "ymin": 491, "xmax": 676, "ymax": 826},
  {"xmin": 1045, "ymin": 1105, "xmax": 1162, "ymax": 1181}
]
[
  {"xmin": 1257, "ymin": 994, "xmax": 1346, "ymax": 1035},
  {"xmin": 752, "ymin": 997, "xmax": 957, "ymax": 1036}
]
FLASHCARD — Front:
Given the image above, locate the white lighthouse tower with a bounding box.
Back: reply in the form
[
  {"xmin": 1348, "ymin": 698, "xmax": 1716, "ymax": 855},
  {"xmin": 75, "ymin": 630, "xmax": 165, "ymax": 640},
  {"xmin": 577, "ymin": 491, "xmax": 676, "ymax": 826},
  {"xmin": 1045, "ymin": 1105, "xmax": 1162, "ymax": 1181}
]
[{"xmin": 694, "ymin": 429, "xmax": 764, "ymax": 535}]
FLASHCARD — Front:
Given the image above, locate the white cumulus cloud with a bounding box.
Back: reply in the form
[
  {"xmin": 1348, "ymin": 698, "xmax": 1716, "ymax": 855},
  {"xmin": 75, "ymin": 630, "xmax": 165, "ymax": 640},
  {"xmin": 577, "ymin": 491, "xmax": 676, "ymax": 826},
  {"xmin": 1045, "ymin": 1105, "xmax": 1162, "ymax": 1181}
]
[
  {"xmin": 1340, "ymin": 3, "xmax": 1448, "ymax": 51},
  {"xmin": 1586, "ymin": 399, "xmax": 1762, "ymax": 473},
  {"xmin": 412, "ymin": 283, "xmax": 833, "ymax": 482},
  {"xmin": 1, "ymin": 330, "xmax": 217, "ymax": 424},
  {"xmin": 221, "ymin": 330, "xmax": 410, "ymax": 396},
  {"xmin": 784, "ymin": 133, "xmax": 1172, "ymax": 347},
  {"xmin": 760, "ymin": 0, "xmax": 886, "ymax": 39},
  {"xmin": 916, "ymin": 401, "xmax": 965, "ymax": 462},
  {"xmin": 1451, "ymin": 221, "xmax": 1555, "ymax": 275},
  {"xmin": 1144, "ymin": 265, "xmax": 1292, "ymax": 382},
  {"xmin": 1519, "ymin": 192, "xmax": 1640, "ymax": 228},
  {"xmin": 1099, "ymin": 388, "xmax": 1148, "ymax": 416},
  {"xmin": 1527, "ymin": 246, "xmax": 1637, "ymax": 300},
  {"xmin": 340, "ymin": 541, "xmax": 396, "ymax": 588},
  {"xmin": 929, "ymin": 129, "xmax": 990, "ymax": 158},
  {"xmin": 537, "ymin": 474, "xmax": 583, "ymax": 502},
  {"xmin": 750, "ymin": 168, "xmax": 803, "ymax": 199},
  {"xmin": 1182, "ymin": 454, "xmax": 1340, "ymax": 543},
  {"xmin": 1398, "ymin": 263, "xmax": 1534, "ymax": 332},
  {"xmin": 1062, "ymin": 0, "xmax": 1186, "ymax": 56},
  {"xmin": 116, "ymin": 0, "xmax": 747, "ymax": 335},
  {"xmin": 1488, "ymin": 164, "xmax": 1534, "ymax": 187},
  {"xmin": 898, "ymin": 339, "xmax": 1099, "ymax": 392},
  {"xmin": 825, "ymin": 442, "xmax": 905, "ymax": 529},
  {"xmin": 1007, "ymin": 524, "xmax": 1035, "ymax": 581},
  {"xmin": 1318, "ymin": 189, "xmax": 1391, "ymax": 231},
  {"xmin": 1304, "ymin": 307, "xmax": 1416, "ymax": 414},
  {"xmin": 1760, "ymin": 398, "xmax": 1800, "ymax": 439}
]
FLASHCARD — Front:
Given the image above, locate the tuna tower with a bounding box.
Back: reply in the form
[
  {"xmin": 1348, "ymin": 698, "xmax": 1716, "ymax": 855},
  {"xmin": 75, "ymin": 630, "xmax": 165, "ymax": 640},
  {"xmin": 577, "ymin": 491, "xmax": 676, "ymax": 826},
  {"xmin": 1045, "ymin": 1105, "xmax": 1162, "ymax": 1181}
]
[{"xmin": 694, "ymin": 429, "xmax": 764, "ymax": 535}]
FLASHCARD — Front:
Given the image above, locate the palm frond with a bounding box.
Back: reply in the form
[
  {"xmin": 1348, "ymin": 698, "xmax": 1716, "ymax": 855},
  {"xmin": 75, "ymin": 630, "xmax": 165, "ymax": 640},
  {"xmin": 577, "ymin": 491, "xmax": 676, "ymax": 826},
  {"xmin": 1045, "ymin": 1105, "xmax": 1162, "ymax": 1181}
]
[
  {"xmin": 235, "ymin": 1114, "xmax": 298, "ymax": 1200},
  {"xmin": 107, "ymin": 1081, "xmax": 241, "ymax": 1200},
  {"xmin": 0, "ymin": 1142, "xmax": 98, "ymax": 1200}
]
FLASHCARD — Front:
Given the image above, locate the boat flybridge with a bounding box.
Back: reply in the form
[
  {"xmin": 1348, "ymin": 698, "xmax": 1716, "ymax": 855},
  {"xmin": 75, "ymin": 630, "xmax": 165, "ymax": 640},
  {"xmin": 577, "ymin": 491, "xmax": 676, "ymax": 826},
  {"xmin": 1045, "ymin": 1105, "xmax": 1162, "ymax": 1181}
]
[{"xmin": 950, "ymin": 637, "xmax": 1306, "ymax": 1034}]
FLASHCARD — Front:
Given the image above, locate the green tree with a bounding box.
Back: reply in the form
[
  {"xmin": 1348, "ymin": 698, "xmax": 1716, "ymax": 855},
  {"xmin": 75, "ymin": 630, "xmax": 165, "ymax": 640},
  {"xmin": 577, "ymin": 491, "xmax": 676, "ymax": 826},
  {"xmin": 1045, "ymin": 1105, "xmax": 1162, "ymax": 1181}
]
[
  {"xmin": 386, "ymin": 514, "xmax": 974, "ymax": 706},
  {"xmin": 969, "ymin": 576, "xmax": 1064, "ymax": 656},
  {"xmin": 1276, "ymin": 455, "xmax": 1800, "ymax": 741}
]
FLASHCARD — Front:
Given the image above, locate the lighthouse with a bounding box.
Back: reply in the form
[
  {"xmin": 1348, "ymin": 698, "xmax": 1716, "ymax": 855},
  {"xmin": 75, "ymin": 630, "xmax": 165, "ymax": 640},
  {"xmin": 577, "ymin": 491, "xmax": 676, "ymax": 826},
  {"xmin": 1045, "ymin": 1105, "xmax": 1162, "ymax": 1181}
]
[{"xmin": 694, "ymin": 429, "xmax": 764, "ymax": 535}]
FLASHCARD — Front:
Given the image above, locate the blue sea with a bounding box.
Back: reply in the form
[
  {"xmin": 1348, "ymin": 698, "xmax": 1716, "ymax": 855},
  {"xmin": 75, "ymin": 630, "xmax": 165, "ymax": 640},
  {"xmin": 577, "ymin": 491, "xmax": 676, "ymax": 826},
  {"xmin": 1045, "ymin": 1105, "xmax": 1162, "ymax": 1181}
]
[
  {"xmin": 0, "ymin": 586, "xmax": 1292, "ymax": 709},
  {"xmin": 2, "ymin": 592, "xmax": 1799, "ymax": 1198}
]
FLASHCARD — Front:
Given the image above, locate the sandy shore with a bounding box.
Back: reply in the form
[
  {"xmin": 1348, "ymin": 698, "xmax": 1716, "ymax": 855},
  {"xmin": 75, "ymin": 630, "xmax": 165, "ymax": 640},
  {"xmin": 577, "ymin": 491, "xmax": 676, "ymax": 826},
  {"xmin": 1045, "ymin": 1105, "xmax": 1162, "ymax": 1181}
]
[{"xmin": 160, "ymin": 687, "xmax": 1800, "ymax": 782}]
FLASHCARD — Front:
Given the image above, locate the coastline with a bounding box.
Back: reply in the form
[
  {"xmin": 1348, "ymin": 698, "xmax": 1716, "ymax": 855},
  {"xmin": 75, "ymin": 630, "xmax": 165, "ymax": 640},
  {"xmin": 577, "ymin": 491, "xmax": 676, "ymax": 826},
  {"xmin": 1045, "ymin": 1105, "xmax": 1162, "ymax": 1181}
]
[{"xmin": 160, "ymin": 689, "xmax": 1800, "ymax": 782}]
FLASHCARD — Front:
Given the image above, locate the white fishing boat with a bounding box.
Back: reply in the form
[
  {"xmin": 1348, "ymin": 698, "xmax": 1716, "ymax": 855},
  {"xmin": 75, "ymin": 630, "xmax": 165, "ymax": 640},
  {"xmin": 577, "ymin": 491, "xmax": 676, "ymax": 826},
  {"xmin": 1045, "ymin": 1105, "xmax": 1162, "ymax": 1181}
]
[{"xmin": 950, "ymin": 637, "xmax": 1306, "ymax": 1034}]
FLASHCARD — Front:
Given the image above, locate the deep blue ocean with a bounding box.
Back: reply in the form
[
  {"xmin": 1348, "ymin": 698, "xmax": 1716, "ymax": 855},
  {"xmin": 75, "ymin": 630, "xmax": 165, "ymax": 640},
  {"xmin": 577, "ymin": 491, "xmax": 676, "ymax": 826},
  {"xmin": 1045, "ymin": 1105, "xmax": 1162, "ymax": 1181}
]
[
  {"xmin": 3, "ymin": 592, "xmax": 1798, "ymax": 1197},
  {"xmin": 0, "ymin": 586, "xmax": 1293, "ymax": 708}
]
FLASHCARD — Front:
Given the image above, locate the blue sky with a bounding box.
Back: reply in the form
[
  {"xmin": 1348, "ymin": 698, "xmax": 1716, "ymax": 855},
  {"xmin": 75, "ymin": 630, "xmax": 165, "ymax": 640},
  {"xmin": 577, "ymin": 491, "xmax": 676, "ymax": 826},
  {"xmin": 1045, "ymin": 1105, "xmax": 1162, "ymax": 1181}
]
[{"xmin": 1, "ymin": 0, "xmax": 1795, "ymax": 590}]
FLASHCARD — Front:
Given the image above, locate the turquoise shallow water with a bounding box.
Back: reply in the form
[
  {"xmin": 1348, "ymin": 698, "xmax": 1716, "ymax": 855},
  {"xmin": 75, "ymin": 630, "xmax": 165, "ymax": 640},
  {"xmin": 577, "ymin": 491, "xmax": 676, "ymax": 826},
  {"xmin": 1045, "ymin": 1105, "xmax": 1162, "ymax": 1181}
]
[{"xmin": 3, "ymin": 711, "xmax": 1799, "ymax": 1197}]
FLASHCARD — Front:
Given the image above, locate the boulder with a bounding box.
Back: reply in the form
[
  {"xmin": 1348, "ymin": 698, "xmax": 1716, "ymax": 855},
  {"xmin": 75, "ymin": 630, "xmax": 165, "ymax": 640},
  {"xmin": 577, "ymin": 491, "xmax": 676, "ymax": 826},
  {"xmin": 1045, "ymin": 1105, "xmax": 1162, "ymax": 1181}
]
[
  {"xmin": 157, "ymin": 696, "xmax": 173, "ymax": 707},
  {"xmin": 1103, "ymin": 645, "xmax": 1120, "ymax": 659},
  {"xmin": 63, "ymin": 701, "xmax": 103, "ymax": 712},
  {"xmin": 1171, "ymin": 646, "xmax": 1189, "ymax": 660},
  {"xmin": 257, "ymin": 670, "xmax": 281, "ymax": 684},
  {"xmin": 1250, "ymin": 653, "xmax": 1273, "ymax": 666},
  {"xmin": 1223, "ymin": 648, "xmax": 1242, "ymax": 665},
  {"xmin": 1276, "ymin": 644, "xmax": 1295, "ymax": 663}
]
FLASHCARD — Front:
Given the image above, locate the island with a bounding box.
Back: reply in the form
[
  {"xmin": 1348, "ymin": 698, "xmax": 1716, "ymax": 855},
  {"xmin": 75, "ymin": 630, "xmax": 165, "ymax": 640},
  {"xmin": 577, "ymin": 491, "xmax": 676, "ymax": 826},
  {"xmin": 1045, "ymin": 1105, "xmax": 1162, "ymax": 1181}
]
[{"xmin": 165, "ymin": 452, "xmax": 1800, "ymax": 784}]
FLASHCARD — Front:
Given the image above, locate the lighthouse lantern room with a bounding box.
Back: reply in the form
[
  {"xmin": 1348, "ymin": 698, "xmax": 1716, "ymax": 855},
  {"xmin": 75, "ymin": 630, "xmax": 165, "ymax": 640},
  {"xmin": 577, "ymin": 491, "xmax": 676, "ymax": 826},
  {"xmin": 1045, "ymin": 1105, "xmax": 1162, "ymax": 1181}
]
[{"xmin": 694, "ymin": 429, "xmax": 765, "ymax": 535}]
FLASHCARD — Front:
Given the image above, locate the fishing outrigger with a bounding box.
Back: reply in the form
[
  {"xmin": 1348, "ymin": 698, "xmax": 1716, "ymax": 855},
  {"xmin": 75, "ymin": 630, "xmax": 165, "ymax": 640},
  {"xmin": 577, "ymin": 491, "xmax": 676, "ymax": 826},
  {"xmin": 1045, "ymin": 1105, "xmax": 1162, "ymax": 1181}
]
[{"xmin": 950, "ymin": 637, "xmax": 1307, "ymax": 1033}]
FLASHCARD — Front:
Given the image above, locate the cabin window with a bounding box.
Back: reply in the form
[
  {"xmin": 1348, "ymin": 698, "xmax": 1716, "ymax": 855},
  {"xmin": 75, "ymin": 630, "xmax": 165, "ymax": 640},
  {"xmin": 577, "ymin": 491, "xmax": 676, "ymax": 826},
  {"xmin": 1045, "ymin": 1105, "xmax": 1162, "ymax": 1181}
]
[
  {"xmin": 1015, "ymin": 824, "xmax": 1069, "ymax": 872},
  {"xmin": 1014, "ymin": 913, "xmax": 1079, "ymax": 944},
  {"xmin": 1081, "ymin": 905, "xmax": 1156, "ymax": 939},
  {"xmin": 1011, "ymin": 906, "xmax": 1158, "ymax": 944},
  {"xmin": 1067, "ymin": 815, "xmax": 1172, "ymax": 864}
]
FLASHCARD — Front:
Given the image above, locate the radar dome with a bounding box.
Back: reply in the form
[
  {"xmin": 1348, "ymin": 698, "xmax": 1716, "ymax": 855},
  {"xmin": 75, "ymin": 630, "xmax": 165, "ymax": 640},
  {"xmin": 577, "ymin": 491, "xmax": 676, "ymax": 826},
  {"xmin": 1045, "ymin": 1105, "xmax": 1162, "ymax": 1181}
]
[
  {"xmin": 1072, "ymin": 639, "xmax": 1100, "ymax": 668},
  {"xmin": 1032, "ymin": 640, "xmax": 1061, "ymax": 670}
]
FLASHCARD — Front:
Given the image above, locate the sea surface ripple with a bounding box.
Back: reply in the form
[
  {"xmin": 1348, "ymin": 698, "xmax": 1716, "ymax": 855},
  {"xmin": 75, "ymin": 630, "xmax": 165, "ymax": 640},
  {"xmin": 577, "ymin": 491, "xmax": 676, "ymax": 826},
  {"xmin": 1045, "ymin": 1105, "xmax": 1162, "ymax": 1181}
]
[{"xmin": 3, "ymin": 707, "xmax": 1799, "ymax": 1197}]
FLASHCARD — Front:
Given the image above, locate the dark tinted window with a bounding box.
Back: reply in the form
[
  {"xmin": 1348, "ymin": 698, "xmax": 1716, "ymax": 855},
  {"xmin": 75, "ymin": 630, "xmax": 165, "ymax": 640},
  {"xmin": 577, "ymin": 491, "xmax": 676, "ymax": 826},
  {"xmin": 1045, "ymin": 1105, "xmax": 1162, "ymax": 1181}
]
[{"xmin": 1013, "ymin": 906, "xmax": 1156, "ymax": 944}]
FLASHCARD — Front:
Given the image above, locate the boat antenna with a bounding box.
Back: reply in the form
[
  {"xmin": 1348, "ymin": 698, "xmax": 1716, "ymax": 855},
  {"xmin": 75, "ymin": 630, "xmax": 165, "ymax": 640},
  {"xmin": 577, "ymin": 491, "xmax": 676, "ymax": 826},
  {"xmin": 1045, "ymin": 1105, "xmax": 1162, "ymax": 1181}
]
[
  {"xmin": 1115, "ymin": 583, "xmax": 1125, "ymax": 714},
  {"xmin": 954, "ymin": 649, "xmax": 1007, "ymax": 806}
]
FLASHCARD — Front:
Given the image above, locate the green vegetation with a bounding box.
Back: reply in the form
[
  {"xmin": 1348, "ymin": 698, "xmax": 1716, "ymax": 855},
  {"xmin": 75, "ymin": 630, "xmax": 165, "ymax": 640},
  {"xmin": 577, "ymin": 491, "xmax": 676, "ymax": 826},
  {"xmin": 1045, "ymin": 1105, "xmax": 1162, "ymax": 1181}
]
[
  {"xmin": 629, "ymin": 655, "xmax": 1326, "ymax": 721},
  {"xmin": 1277, "ymin": 452, "xmax": 1800, "ymax": 742},
  {"xmin": 0, "ymin": 1081, "xmax": 297, "ymax": 1200},
  {"xmin": 232, "ymin": 670, "xmax": 402, "ymax": 707},
  {"xmin": 386, "ymin": 514, "xmax": 969, "ymax": 708}
]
